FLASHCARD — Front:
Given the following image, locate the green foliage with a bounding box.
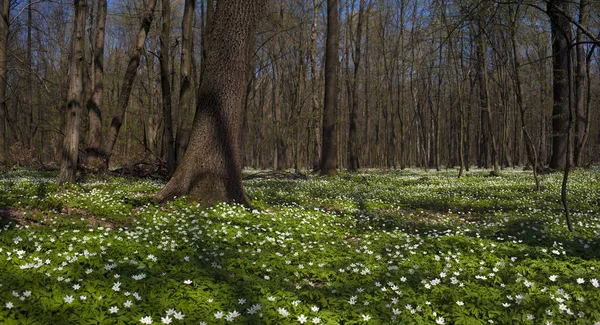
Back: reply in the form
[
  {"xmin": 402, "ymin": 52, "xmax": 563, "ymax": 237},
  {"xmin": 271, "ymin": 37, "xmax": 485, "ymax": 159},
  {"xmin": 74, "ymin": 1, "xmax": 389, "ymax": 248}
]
[{"xmin": 0, "ymin": 168, "xmax": 599, "ymax": 324}]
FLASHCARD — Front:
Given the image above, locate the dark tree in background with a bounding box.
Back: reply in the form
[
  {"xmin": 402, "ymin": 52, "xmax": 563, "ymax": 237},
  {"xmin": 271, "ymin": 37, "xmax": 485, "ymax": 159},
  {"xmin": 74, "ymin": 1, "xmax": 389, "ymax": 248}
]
[
  {"xmin": 0, "ymin": 0, "xmax": 9, "ymax": 164},
  {"xmin": 156, "ymin": 0, "xmax": 266, "ymax": 205},
  {"xmin": 320, "ymin": 0, "xmax": 340, "ymax": 176},
  {"xmin": 548, "ymin": 0, "xmax": 572, "ymax": 170},
  {"xmin": 0, "ymin": 0, "xmax": 599, "ymax": 202},
  {"xmin": 59, "ymin": 0, "xmax": 86, "ymax": 185},
  {"xmin": 86, "ymin": 0, "xmax": 107, "ymax": 169}
]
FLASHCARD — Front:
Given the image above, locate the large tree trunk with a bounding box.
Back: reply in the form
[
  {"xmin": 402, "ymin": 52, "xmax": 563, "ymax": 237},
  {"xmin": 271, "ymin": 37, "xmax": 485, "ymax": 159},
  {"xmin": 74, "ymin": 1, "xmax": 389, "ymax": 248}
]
[
  {"xmin": 176, "ymin": 0, "xmax": 196, "ymax": 166},
  {"xmin": 102, "ymin": 0, "xmax": 158, "ymax": 168},
  {"xmin": 548, "ymin": 0, "xmax": 571, "ymax": 170},
  {"xmin": 156, "ymin": 0, "xmax": 265, "ymax": 205},
  {"xmin": 320, "ymin": 0, "xmax": 339, "ymax": 176},
  {"xmin": 86, "ymin": 0, "xmax": 107, "ymax": 170},
  {"xmin": 160, "ymin": 0, "xmax": 175, "ymax": 175},
  {"xmin": 59, "ymin": 0, "xmax": 86, "ymax": 184},
  {"xmin": 0, "ymin": 0, "xmax": 9, "ymax": 164}
]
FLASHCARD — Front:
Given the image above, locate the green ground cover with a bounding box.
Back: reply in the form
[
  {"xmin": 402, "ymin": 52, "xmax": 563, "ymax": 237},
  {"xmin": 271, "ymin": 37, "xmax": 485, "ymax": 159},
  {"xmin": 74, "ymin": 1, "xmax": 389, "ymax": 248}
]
[{"xmin": 0, "ymin": 168, "xmax": 599, "ymax": 324}]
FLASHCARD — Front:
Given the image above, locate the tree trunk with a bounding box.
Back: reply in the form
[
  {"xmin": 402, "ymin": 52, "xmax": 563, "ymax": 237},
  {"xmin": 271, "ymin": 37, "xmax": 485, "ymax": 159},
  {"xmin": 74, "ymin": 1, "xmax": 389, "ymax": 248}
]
[
  {"xmin": 156, "ymin": 0, "xmax": 265, "ymax": 205},
  {"xmin": 59, "ymin": 0, "xmax": 86, "ymax": 184},
  {"xmin": 103, "ymin": 0, "xmax": 158, "ymax": 169},
  {"xmin": 573, "ymin": 0, "xmax": 587, "ymax": 167},
  {"xmin": 347, "ymin": 0, "xmax": 365, "ymax": 172},
  {"xmin": 86, "ymin": 0, "xmax": 107, "ymax": 170},
  {"xmin": 320, "ymin": 0, "xmax": 339, "ymax": 176},
  {"xmin": 310, "ymin": 0, "xmax": 321, "ymax": 171},
  {"xmin": 548, "ymin": 0, "xmax": 571, "ymax": 170},
  {"xmin": 176, "ymin": 0, "xmax": 196, "ymax": 166},
  {"xmin": 0, "ymin": 0, "xmax": 8, "ymax": 164},
  {"xmin": 475, "ymin": 23, "xmax": 499, "ymax": 172},
  {"xmin": 160, "ymin": 0, "xmax": 175, "ymax": 175}
]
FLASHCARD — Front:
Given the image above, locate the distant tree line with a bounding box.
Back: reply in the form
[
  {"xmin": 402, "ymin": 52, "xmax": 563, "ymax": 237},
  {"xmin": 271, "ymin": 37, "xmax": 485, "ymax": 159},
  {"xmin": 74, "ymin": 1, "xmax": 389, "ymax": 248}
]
[{"xmin": 0, "ymin": 0, "xmax": 598, "ymax": 202}]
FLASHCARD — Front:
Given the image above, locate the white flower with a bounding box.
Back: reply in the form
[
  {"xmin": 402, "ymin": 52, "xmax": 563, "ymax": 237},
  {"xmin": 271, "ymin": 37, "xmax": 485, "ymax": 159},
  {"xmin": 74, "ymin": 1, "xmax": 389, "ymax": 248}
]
[
  {"xmin": 549, "ymin": 275, "xmax": 558, "ymax": 282},
  {"xmin": 173, "ymin": 311, "xmax": 184, "ymax": 320},
  {"xmin": 312, "ymin": 317, "xmax": 321, "ymax": 324},
  {"xmin": 238, "ymin": 298, "xmax": 246, "ymax": 304},
  {"xmin": 5, "ymin": 302, "xmax": 14, "ymax": 309},
  {"xmin": 278, "ymin": 307, "xmax": 289, "ymax": 317},
  {"xmin": 361, "ymin": 314, "xmax": 371, "ymax": 321},
  {"xmin": 227, "ymin": 310, "xmax": 240, "ymax": 321},
  {"xmin": 214, "ymin": 311, "xmax": 224, "ymax": 319},
  {"xmin": 577, "ymin": 278, "xmax": 585, "ymax": 284},
  {"xmin": 161, "ymin": 316, "xmax": 172, "ymax": 324},
  {"xmin": 436, "ymin": 316, "xmax": 445, "ymax": 324},
  {"xmin": 526, "ymin": 314, "xmax": 535, "ymax": 320},
  {"xmin": 140, "ymin": 316, "xmax": 153, "ymax": 324},
  {"xmin": 72, "ymin": 284, "xmax": 81, "ymax": 290},
  {"xmin": 109, "ymin": 306, "xmax": 119, "ymax": 314},
  {"xmin": 112, "ymin": 281, "xmax": 121, "ymax": 291},
  {"xmin": 311, "ymin": 305, "xmax": 319, "ymax": 312},
  {"xmin": 124, "ymin": 300, "xmax": 133, "ymax": 307},
  {"xmin": 298, "ymin": 314, "xmax": 308, "ymax": 324},
  {"xmin": 64, "ymin": 295, "xmax": 74, "ymax": 304},
  {"xmin": 80, "ymin": 295, "xmax": 87, "ymax": 301},
  {"xmin": 502, "ymin": 303, "xmax": 511, "ymax": 307},
  {"xmin": 183, "ymin": 279, "xmax": 192, "ymax": 284},
  {"xmin": 456, "ymin": 301, "xmax": 464, "ymax": 306}
]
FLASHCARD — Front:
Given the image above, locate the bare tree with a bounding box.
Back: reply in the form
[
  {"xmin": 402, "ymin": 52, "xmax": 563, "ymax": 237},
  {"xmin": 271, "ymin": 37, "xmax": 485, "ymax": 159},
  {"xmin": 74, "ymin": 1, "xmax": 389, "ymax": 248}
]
[
  {"xmin": 159, "ymin": 0, "xmax": 175, "ymax": 174},
  {"xmin": 102, "ymin": 0, "xmax": 158, "ymax": 168},
  {"xmin": 86, "ymin": 0, "xmax": 107, "ymax": 169},
  {"xmin": 0, "ymin": 0, "xmax": 8, "ymax": 164},
  {"xmin": 320, "ymin": 0, "xmax": 339, "ymax": 176},
  {"xmin": 347, "ymin": 0, "xmax": 365, "ymax": 172},
  {"xmin": 548, "ymin": 0, "xmax": 572, "ymax": 170},
  {"xmin": 59, "ymin": 0, "xmax": 86, "ymax": 184}
]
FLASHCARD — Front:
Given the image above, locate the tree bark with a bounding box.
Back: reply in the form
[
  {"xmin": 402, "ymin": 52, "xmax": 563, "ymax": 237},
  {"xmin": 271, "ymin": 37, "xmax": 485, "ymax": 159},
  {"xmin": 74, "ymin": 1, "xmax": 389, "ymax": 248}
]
[
  {"xmin": 86, "ymin": 0, "xmax": 107, "ymax": 170},
  {"xmin": 59, "ymin": 0, "xmax": 86, "ymax": 184},
  {"xmin": 160, "ymin": 0, "xmax": 175, "ymax": 175},
  {"xmin": 573, "ymin": 0, "xmax": 587, "ymax": 167},
  {"xmin": 310, "ymin": 0, "xmax": 321, "ymax": 171},
  {"xmin": 548, "ymin": 0, "xmax": 571, "ymax": 170},
  {"xmin": 347, "ymin": 0, "xmax": 365, "ymax": 172},
  {"xmin": 156, "ymin": 0, "xmax": 265, "ymax": 205},
  {"xmin": 176, "ymin": 0, "xmax": 196, "ymax": 166},
  {"xmin": 320, "ymin": 0, "xmax": 339, "ymax": 176},
  {"xmin": 475, "ymin": 22, "xmax": 499, "ymax": 172},
  {"xmin": 102, "ymin": 0, "xmax": 158, "ymax": 169},
  {"xmin": 0, "ymin": 0, "xmax": 8, "ymax": 164}
]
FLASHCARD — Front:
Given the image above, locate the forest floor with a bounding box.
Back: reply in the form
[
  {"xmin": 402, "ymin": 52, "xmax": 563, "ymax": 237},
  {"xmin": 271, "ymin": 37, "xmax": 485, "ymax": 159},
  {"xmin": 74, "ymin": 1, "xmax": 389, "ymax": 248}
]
[{"xmin": 1, "ymin": 168, "xmax": 600, "ymax": 324}]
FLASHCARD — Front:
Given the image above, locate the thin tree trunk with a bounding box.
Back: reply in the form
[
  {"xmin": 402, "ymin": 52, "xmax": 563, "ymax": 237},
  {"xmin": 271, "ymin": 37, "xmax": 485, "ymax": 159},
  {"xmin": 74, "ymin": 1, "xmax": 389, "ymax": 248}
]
[
  {"xmin": 86, "ymin": 0, "xmax": 107, "ymax": 169},
  {"xmin": 176, "ymin": 0, "xmax": 196, "ymax": 166},
  {"xmin": 160, "ymin": 0, "xmax": 175, "ymax": 175},
  {"xmin": 0, "ymin": 0, "xmax": 8, "ymax": 164},
  {"xmin": 347, "ymin": 0, "xmax": 364, "ymax": 172},
  {"xmin": 59, "ymin": 0, "xmax": 86, "ymax": 184},
  {"xmin": 573, "ymin": 0, "xmax": 587, "ymax": 167},
  {"xmin": 310, "ymin": 0, "xmax": 321, "ymax": 171},
  {"xmin": 103, "ymin": 0, "xmax": 158, "ymax": 168}
]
